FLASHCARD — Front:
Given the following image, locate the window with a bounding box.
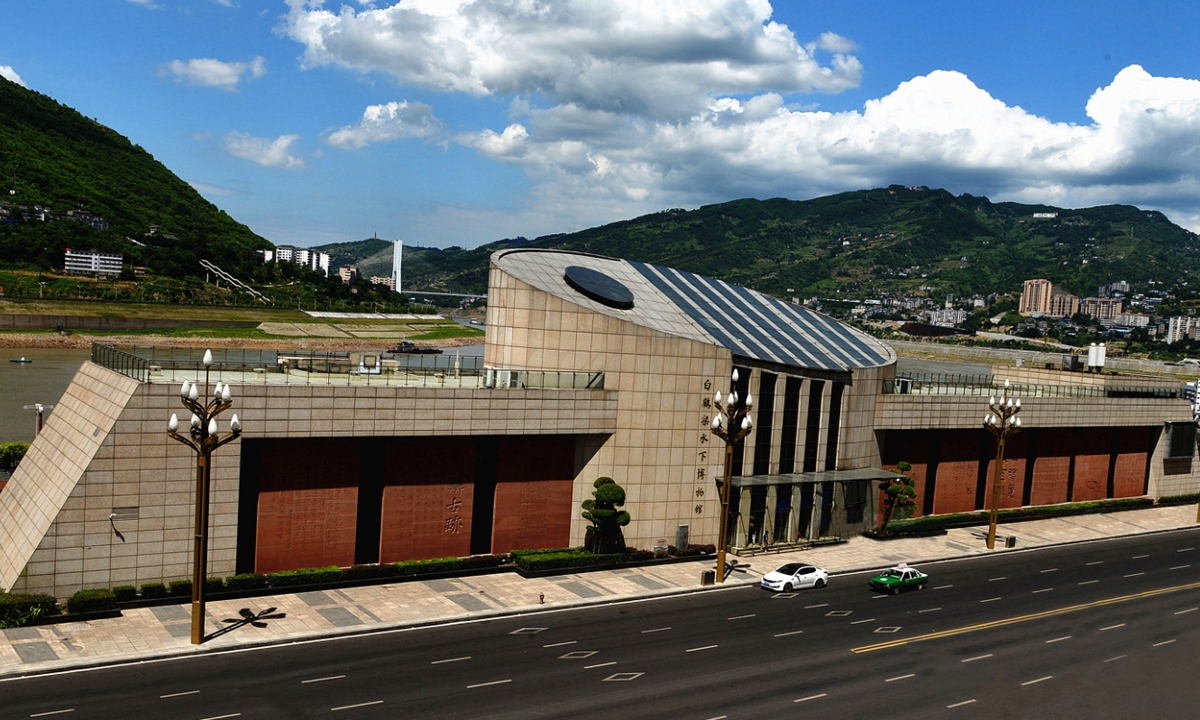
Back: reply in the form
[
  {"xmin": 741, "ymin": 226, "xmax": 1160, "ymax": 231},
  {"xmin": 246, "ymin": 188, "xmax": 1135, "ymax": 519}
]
[{"xmin": 1168, "ymin": 422, "xmax": 1196, "ymax": 459}]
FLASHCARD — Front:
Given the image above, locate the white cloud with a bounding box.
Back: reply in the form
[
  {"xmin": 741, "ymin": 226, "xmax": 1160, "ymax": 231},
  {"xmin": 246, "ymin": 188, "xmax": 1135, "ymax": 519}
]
[
  {"xmin": 282, "ymin": 0, "xmax": 860, "ymax": 120},
  {"xmin": 189, "ymin": 180, "xmax": 239, "ymax": 197},
  {"xmin": 127, "ymin": 0, "xmax": 158, "ymax": 8},
  {"xmin": 161, "ymin": 56, "xmax": 266, "ymax": 90},
  {"xmin": 0, "ymin": 66, "xmax": 26, "ymax": 88},
  {"xmin": 222, "ymin": 131, "xmax": 306, "ymax": 169},
  {"xmin": 326, "ymin": 100, "xmax": 443, "ymax": 149}
]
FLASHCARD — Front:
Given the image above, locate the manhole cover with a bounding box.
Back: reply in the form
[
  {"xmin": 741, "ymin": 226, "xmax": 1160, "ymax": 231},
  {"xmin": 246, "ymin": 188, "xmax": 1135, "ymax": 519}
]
[
  {"xmin": 771, "ymin": 592, "xmax": 798, "ymax": 599},
  {"xmin": 509, "ymin": 627, "xmax": 548, "ymax": 635},
  {"xmin": 559, "ymin": 651, "xmax": 599, "ymax": 659},
  {"xmin": 825, "ymin": 610, "xmax": 853, "ymax": 617},
  {"xmin": 603, "ymin": 672, "xmax": 644, "ymax": 682},
  {"xmin": 874, "ymin": 626, "xmax": 902, "ymax": 634}
]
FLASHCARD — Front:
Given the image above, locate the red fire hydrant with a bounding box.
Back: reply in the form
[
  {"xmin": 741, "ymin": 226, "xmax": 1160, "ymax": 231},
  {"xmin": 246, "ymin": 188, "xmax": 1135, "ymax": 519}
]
[{"xmin": 539, "ymin": 592, "xmax": 545, "ymax": 604}]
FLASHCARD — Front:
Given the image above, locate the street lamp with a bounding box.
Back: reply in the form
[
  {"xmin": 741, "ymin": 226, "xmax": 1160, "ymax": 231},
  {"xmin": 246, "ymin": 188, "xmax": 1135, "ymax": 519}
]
[
  {"xmin": 167, "ymin": 349, "xmax": 241, "ymax": 644},
  {"xmin": 22, "ymin": 403, "xmax": 55, "ymax": 436},
  {"xmin": 983, "ymin": 379, "xmax": 1022, "ymax": 550},
  {"xmin": 711, "ymin": 369, "xmax": 754, "ymax": 582}
]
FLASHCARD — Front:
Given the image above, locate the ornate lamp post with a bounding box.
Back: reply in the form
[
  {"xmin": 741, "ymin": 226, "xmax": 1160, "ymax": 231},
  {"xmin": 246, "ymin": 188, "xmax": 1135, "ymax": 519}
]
[
  {"xmin": 711, "ymin": 369, "xmax": 754, "ymax": 582},
  {"xmin": 983, "ymin": 379, "xmax": 1022, "ymax": 550},
  {"xmin": 167, "ymin": 349, "xmax": 241, "ymax": 644}
]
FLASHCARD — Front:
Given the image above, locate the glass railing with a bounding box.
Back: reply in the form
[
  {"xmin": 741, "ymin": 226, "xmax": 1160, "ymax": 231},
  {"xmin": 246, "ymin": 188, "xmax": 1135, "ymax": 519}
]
[{"xmin": 883, "ymin": 372, "xmax": 1183, "ymax": 399}]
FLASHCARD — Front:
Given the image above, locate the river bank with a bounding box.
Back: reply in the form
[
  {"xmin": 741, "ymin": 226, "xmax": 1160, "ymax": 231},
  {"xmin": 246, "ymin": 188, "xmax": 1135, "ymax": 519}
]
[{"xmin": 0, "ymin": 332, "xmax": 483, "ymax": 352}]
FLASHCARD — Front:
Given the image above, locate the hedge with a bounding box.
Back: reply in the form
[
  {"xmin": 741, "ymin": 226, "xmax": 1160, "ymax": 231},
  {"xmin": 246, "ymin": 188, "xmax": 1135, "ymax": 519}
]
[
  {"xmin": 0, "ymin": 593, "xmax": 59, "ymax": 628},
  {"xmin": 169, "ymin": 579, "xmax": 193, "ymax": 597},
  {"xmin": 113, "ymin": 585, "xmax": 137, "ymax": 602},
  {"xmin": 514, "ymin": 551, "xmax": 630, "ymax": 572},
  {"xmin": 509, "ymin": 547, "xmax": 574, "ymax": 559},
  {"xmin": 205, "ymin": 577, "xmax": 225, "ymax": 594},
  {"xmin": 66, "ymin": 588, "xmax": 117, "ymax": 615},
  {"xmin": 885, "ymin": 497, "xmax": 1157, "ymax": 535},
  {"xmin": 1159, "ymin": 494, "xmax": 1200, "ymax": 505},
  {"xmin": 139, "ymin": 582, "xmax": 167, "ymax": 599},
  {"xmin": 268, "ymin": 566, "xmax": 342, "ymax": 587},
  {"xmin": 225, "ymin": 573, "xmax": 269, "ymax": 591},
  {"xmin": 342, "ymin": 564, "xmax": 401, "ymax": 582}
]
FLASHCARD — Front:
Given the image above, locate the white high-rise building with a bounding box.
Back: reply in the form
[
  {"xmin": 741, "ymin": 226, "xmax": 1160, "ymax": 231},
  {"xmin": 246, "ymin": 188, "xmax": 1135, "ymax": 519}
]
[{"xmin": 392, "ymin": 240, "xmax": 403, "ymax": 294}]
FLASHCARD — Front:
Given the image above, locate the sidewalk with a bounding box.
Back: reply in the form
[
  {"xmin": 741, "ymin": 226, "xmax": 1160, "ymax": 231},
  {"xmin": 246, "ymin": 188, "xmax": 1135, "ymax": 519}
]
[{"xmin": 1, "ymin": 504, "xmax": 1195, "ymax": 679}]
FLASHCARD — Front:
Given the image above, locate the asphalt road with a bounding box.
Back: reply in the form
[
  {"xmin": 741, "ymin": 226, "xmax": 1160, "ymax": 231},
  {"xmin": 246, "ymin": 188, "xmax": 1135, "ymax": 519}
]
[{"xmin": 8, "ymin": 529, "xmax": 1200, "ymax": 720}]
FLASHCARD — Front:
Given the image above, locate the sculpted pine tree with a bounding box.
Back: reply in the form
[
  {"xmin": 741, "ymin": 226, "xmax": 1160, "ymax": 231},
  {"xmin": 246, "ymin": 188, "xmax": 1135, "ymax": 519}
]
[
  {"xmin": 878, "ymin": 461, "xmax": 918, "ymax": 535},
  {"xmin": 581, "ymin": 476, "xmax": 631, "ymax": 554}
]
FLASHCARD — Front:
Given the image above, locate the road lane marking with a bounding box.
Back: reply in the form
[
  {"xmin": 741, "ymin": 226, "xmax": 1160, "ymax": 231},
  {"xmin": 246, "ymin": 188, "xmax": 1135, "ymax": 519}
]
[
  {"xmin": 850, "ymin": 618, "xmax": 875, "ymax": 625},
  {"xmin": 29, "ymin": 712, "xmax": 73, "ymax": 718},
  {"xmin": 774, "ymin": 630, "xmax": 804, "ymax": 637},
  {"xmin": 602, "ymin": 672, "xmax": 643, "ymax": 682},
  {"xmin": 198, "ymin": 715, "xmax": 240, "ymax": 720},
  {"xmin": 1022, "ymin": 676, "xmax": 1053, "ymax": 686},
  {"xmin": 794, "ymin": 694, "xmax": 826, "ymax": 703},
  {"xmin": 431, "ymin": 657, "xmax": 471, "ymax": 665},
  {"xmin": 543, "ymin": 641, "xmax": 576, "ymax": 648},
  {"xmin": 332, "ymin": 702, "xmax": 382, "ymax": 711},
  {"xmin": 1133, "ymin": 555, "xmax": 1149, "ymax": 559},
  {"xmin": 919, "ymin": 607, "xmax": 941, "ymax": 613},
  {"xmin": 885, "ymin": 674, "xmax": 915, "ymax": 682},
  {"xmin": 705, "ymin": 716, "xmax": 728, "ymax": 720},
  {"xmin": 804, "ymin": 603, "xmax": 828, "ymax": 609},
  {"xmin": 1125, "ymin": 573, "xmax": 1145, "ymax": 578},
  {"xmin": 852, "ymin": 580, "xmax": 1200, "ymax": 653},
  {"xmin": 1087, "ymin": 561, "xmax": 1104, "ymax": 566},
  {"xmin": 980, "ymin": 597, "xmax": 1002, "ymax": 603},
  {"xmin": 1046, "ymin": 636, "xmax": 1071, "ymax": 644},
  {"xmin": 467, "ymin": 680, "xmax": 511, "ymax": 689},
  {"xmin": 989, "ymin": 577, "xmax": 1006, "ymax": 582},
  {"xmin": 1170, "ymin": 565, "xmax": 1190, "ymax": 570},
  {"xmin": 947, "ymin": 700, "xmax": 976, "ymax": 708},
  {"xmin": 641, "ymin": 627, "xmax": 671, "ymax": 634},
  {"xmin": 1079, "ymin": 580, "xmax": 1099, "ymax": 585},
  {"xmin": 160, "ymin": 690, "xmax": 200, "ymax": 697},
  {"xmin": 686, "ymin": 645, "xmax": 718, "ymax": 653},
  {"xmin": 1040, "ymin": 568, "xmax": 1058, "ymax": 573},
  {"xmin": 933, "ymin": 584, "xmax": 953, "ymax": 589},
  {"xmin": 1178, "ymin": 548, "xmax": 1194, "ymax": 553},
  {"xmin": 1104, "ymin": 655, "xmax": 1126, "ymax": 662},
  {"xmin": 1154, "ymin": 639, "xmax": 1177, "ymax": 647},
  {"xmin": 302, "ymin": 675, "xmax": 346, "ymax": 683},
  {"xmin": 559, "ymin": 651, "xmax": 598, "ymax": 659},
  {"xmin": 1175, "ymin": 608, "xmax": 1197, "ymax": 615},
  {"xmin": 509, "ymin": 627, "xmax": 547, "ymax": 635},
  {"xmin": 1033, "ymin": 588, "xmax": 1053, "ymax": 594},
  {"xmin": 1101, "ymin": 623, "xmax": 1125, "ymax": 631},
  {"xmin": 586, "ymin": 662, "xmax": 617, "ymax": 669},
  {"xmin": 962, "ymin": 654, "xmax": 992, "ymax": 663},
  {"xmin": 727, "ymin": 614, "xmax": 756, "ymax": 620}
]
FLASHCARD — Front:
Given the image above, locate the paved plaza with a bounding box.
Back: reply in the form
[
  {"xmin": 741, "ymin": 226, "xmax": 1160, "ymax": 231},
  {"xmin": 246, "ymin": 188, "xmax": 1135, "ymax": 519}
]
[{"xmin": 1, "ymin": 504, "xmax": 1196, "ymax": 679}]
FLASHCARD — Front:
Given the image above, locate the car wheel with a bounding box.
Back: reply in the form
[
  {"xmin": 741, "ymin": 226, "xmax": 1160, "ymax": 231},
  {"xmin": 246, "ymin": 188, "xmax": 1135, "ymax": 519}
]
[
  {"xmin": 783, "ymin": 582, "xmax": 793, "ymax": 593},
  {"xmin": 918, "ymin": 582, "xmax": 925, "ymax": 590},
  {"xmin": 815, "ymin": 579, "xmax": 826, "ymax": 589},
  {"xmin": 891, "ymin": 586, "xmax": 900, "ymax": 595}
]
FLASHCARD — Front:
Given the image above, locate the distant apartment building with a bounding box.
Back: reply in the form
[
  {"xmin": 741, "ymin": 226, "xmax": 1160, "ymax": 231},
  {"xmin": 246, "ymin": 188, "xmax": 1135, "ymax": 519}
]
[
  {"xmin": 338, "ymin": 265, "xmax": 359, "ymax": 285},
  {"xmin": 1080, "ymin": 297, "xmax": 1123, "ymax": 321},
  {"xmin": 928, "ymin": 307, "xmax": 967, "ymax": 327},
  {"xmin": 1049, "ymin": 293, "xmax": 1079, "ymax": 318},
  {"xmin": 369, "ymin": 276, "xmax": 396, "ymax": 290},
  {"xmin": 1098, "ymin": 281, "xmax": 1130, "ymax": 298},
  {"xmin": 1113, "ymin": 313, "xmax": 1151, "ymax": 328},
  {"xmin": 1166, "ymin": 316, "xmax": 1200, "ymax": 344},
  {"xmin": 261, "ymin": 245, "xmax": 331, "ymax": 277},
  {"xmin": 62, "ymin": 210, "xmax": 108, "ymax": 231},
  {"xmin": 1021, "ymin": 278, "xmax": 1122, "ymax": 321},
  {"xmin": 63, "ymin": 248, "xmax": 122, "ymax": 277},
  {"xmin": 274, "ymin": 245, "xmax": 295, "ymax": 263},
  {"xmin": 1019, "ymin": 279, "xmax": 1055, "ymax": 314}
]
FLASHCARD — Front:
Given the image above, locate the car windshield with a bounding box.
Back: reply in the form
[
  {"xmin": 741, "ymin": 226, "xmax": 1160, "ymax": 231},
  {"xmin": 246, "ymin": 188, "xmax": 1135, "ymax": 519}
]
[
  {"xmin": 776, "ymin": 563, "xmax": 803, "ymax": 575},
  {"xmin": 880, "ymin": 570, "xmax": 903, "ymax": 578}
]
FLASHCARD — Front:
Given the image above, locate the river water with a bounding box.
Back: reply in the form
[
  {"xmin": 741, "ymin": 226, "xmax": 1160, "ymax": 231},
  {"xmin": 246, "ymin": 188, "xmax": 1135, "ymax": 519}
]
[{"xmin": 0, "ymin": 348, "xmax": 91, "ymax": 444}]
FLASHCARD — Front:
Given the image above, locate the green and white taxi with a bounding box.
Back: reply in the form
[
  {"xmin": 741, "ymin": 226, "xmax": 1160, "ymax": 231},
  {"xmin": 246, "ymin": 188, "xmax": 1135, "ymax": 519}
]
[{"xmin": 868, "ymin": 563, "xmax": 928, "ymax": 594}]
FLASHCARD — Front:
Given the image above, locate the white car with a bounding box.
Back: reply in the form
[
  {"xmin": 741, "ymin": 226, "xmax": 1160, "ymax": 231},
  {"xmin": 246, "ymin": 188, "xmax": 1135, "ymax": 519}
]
[{"xmin": 761, "ymin": 563, "xmax": 829, "ymax": 592}]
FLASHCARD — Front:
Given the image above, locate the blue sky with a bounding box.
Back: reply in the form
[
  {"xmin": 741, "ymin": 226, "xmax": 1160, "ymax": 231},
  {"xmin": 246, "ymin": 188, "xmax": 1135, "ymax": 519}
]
[{"xmin": 2, "ymin": 1, "xmax": 1200, "ymax": 249}]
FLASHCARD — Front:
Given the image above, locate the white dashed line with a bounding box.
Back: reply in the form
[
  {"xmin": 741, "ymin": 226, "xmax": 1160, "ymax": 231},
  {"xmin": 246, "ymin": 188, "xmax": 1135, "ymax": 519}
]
[
  {"xmin": 989, "ymin": 577, "xmax": 1006, "ymax": 582},
  {"xmin": 933, "ymin": 584, "xmax": 953, "ymax": 589},
  {"xmin": 160, "ymin": 690, "xmax": 200, "ymax": 697},
  {"xmin": 1079, "ymin": 580, "xmax": 1099, "ymax": 585},
  {"xmin": 1124, "ymin": 573, "xmax": 1145, "ymax": 578},
  {"xmin": 686, "ymin": 645, "xmax": 719, "ymax": 653},
  {"xmin": 543, "ymin": 641, "xmax": 576, "ymax": 648},
  {"xmin": 794, "ymin": 694, "xmax": 827, "ymax": 703},
  {"xmin": 1175, "ymin": 608, "xmax": 1197, "ymax": 615},
  {"xmin": 885, "ymin": 674, "xmax": 915, "ymax": 682},
  {"xmin": 1132, "ymin": 555, "xmax": 1149, "ymax": 559},
  {"xmin": 431, "ymin": 657, "xmax": 471, "ymax": 665},
  {"xmin": 980, "ymin": 597, "xmax": 1002, "ymax": 603},
  {"xmin": 805, "ymin": 603, "xmax": 829, "ymax": 609},
  {"xmin": 1040, "ymin": 568, "xmax": 1058, "ymax": 573},
  {"xmin": 1086, "ymin": 561, "xmax": 1104, "ymax": 566},
  {"xmin": 727, "ymin": 614, "xmax": 756, "ymax": 620},
  {"xmin": 1022, "ymin": 676, "xmax": 1053, "ymax": 686},
  {"xmin": 467, "ymin": 680, "xmax": 512, "ymax": 689},
  {"xmin": 1154, "ymin": 639, "xmax": 1177, "ymax": 647},
  {"xmin": 1046, "ymin": 636, "xmax": 1071, "ymax": 644},
  {"xmin": 641, "ymin": 627, "xmax": 671, "ymax": 634},
  {"xmin": 1170, "ymin": 565, "xmax": 1190, "ymax": 570},
  {"xmin": 198, "ymin": 715, "xmax": 240, "ymax": 720},
  {"xmin": 850, "ymin": 618, "xmax": 875, "ymax": 625},
  {"xmin": 1032, "ymin": 588, "xmax": 1053, "ymax": 594},
  {"xmin": 585, "ymin": 662, "xmax": 617, "ymax": 669},
  {"xmin": 29, "ymin": 712, "xmax": 74, "ymax": 718},
  {"xmin": 705, "ymin": 716, "xmax": 728, "ymax": 720},
  {"xmin": 302, "ymin": 675, "xmax": 347, "ymax": 684},
  {"xmin": 774, "ymin": 630, "xmax": 804, "ymax": 637},
  {"xmin": 962, "ymin": 654, "xmax": 992, "ymax": 663},
  {"xmin": 947, "ymin": 699, "xmax": 977, "ymax": 708},
  {"xmin": 1101, "ymin": 624, "xmax": 1125, "ymax": 631},
  {"xmin": 332, "ymin": 702, "xmax": 382, "ymax": 712},
  {"xmin": 1178, "ymin": 548, "xmax": 1194, "ymax": 553},
  {"xmin": 1104, "ymin": 655, "xmax": 1127, "ymax": 663},
  {"xmin": 919, "ymin": 607, "xmax": 941, "ymax": 613}
]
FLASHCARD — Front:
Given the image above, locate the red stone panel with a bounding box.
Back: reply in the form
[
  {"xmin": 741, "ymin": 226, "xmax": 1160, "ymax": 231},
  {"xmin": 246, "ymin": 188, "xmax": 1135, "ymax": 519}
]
[
  {"xmin": 379, "ymin": 438, "xmax": 476, "ymax": 563},
  {"xmin": 256, "ymin": 438, "xmax": 359, "ymax": 574},
  {"xmin": 1112, "ymin": 427, "xmax": 1150, "ymax": 498},
  {"xmin": 1030, "ymin": 429, "xmax": 1072, "ymax": 506},
  {"xmin": 982, "ymin": 433, "xmax": 1026, "ymax": 511},
  {"xmin": 491, "ymin": 436, "xmax": 575, "ymax": 553},
  {"xmin": 934, "ymin": 430, "xmax": 985, "ymax": 515},
  {"xmin": 1070, "ymin": 430, "xmax": 1111, "ymax": 502},
  {"xmin": 879, "ymin": 432, "xmax": 929, "ymax": 520}
]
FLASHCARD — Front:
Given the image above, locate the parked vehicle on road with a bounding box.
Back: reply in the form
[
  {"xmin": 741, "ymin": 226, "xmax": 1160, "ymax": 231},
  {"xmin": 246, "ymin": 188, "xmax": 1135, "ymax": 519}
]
[
  {"xmin": 869, "ymin": 563, "xmax": 928, "ymax": 594},
  {"xmin": 761, "ymin": 563, "xmax": 828, "ymax": 592}
]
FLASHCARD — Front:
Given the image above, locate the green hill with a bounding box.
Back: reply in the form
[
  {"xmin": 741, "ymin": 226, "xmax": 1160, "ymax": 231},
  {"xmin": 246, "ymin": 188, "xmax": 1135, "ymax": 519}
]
[
  {"xmin": 0, "ymin": 76, "xmax": 271, "ymax": 279},
  {"xmin": 384, "ymin": 186, "xmax": 1200, "ymax": 300}
]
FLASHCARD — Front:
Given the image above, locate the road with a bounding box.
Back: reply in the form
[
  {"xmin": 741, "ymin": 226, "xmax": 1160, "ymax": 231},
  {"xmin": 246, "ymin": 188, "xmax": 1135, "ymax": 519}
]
[{"xmin": 8, "ymin": 530, "xmax": 1200, "ymax": 719}]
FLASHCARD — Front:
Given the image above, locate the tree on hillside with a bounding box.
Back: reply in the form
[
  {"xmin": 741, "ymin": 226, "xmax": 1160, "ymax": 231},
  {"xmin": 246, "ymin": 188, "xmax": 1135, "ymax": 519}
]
[
  {"xmin": 878, "ymin": 461, "xmax": 917, "ymax": 535},
  {"xmin": 581, "ymin": 476, "xmax": 631, "ymax": 554}
]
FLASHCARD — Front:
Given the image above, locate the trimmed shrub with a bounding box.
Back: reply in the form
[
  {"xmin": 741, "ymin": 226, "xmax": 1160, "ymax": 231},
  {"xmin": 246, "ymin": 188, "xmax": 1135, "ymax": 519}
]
[
  {"xmin": 66, "ymin": 588, "xmax": 117, "ymax": 615},
  {"xmin": 342, "ymin": 564, "xmax": 401, "ymax": 582},
  {"xmin": 514, "ymin": 551, "xmax": 629, "ymax": 572},
  {"xmin": 885, "ymin": 497, "xmax": 1157, "ymax": 535},
  {"xmin": 169, "ymin": 579, "xmax": 193, "ymax": 597},
  {"xmin": 459, "ymin": 554, "xmax": 505, "ymax": 571},
  {"xmin": 509, "ymin": 547, "xmax": 574, "ymax": 559},
  {"xmin": 112, "ymin": 585, "xmax": 137, "ymax": 602},
  {"xmin": 205, "ymin": 577, "xmax": 225, "ymax": 594},
  {"xmin": 1159, "ymin": 494, "xmax": 1200, "ymax": 505},
  {"xmin": 268, "ymin": 566, "xmax": 342, "ymax": 588},
  {"xmin": 224, "ymin": 573, "xmax": 269, "ymax": 592},
  {"xmin": 139, "ymin": 582, "xmax": 167, "ymax": 599},
  {"xmin": 0, "ymin": 593, "xmax": 59, "ymax": 628},
  {"xmin": 674, "ymin": 544, "xmax": 716, "ymax": 557}
]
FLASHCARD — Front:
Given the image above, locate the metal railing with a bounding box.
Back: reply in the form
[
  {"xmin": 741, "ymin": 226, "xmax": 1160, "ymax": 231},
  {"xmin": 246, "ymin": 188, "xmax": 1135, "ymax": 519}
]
[
  {"xmin": 483, "ymin": 368, "xmax": 604, "ymax": 390},
  {"xmin": 884, "ymin": 372, "xmax": 1184, "ymax": 400},
  {"xmin": 91, "ymin": 343, "xmax": 149, "ymax": 382}
]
